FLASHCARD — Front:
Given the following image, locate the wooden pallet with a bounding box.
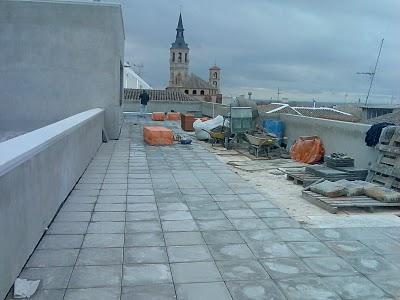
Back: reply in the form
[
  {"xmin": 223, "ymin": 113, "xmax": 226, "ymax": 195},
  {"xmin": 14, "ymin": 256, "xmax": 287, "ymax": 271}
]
[
  {"xmin": 283, "ymin": 168, "xmax": 365, "ymax": 187},
  {"xmin": 283, "ymin": 169, "xmax": 321, "ymax": 187},
  {"xmin": 368, "ymin": 128, "xmax": 400, "ymax": 191},
  {"xmin": 302, "ymin": 190, "xmax": 400, "ymax": 213}
]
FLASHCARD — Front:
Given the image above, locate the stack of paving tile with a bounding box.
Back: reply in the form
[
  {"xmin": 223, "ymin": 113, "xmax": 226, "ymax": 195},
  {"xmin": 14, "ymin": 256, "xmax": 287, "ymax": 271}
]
[
  {"xmin": 305, "ymin": 165, "xmax": 367, "ymax": 181},
  {"xmin": 325, "ymin": 154, "xmax": 354, "ymax": 168},
  {"xmin": 333, "ymin": 166, "xmax": 368, "ymax": 179}
]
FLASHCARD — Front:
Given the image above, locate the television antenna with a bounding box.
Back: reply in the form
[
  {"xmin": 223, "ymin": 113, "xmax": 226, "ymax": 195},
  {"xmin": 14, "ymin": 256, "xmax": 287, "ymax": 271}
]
[
  {"xmin": 357, "ymin": 38, "xmax": 384, "ymax": 106},
  {"xmin": 277, "ymin": 88, "xmax": 282, "ymax": 101}
]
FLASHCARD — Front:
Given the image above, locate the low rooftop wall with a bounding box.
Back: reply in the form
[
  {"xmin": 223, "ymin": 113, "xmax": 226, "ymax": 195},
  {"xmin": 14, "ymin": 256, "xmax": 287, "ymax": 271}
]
[
  {"xmin": 201, "ymin": 102, "xmax": 229, "ymax": 118},
  {"xmin": 123, "ymin": 100, "xmax": 202, "ymax": 114},
  {"xmin": 0, "ymin": 109, "xmax": 104, "ymax": 299},
  {"xmin": 280, "ymin": 114, "xmax": 378, "ymax": 168}
]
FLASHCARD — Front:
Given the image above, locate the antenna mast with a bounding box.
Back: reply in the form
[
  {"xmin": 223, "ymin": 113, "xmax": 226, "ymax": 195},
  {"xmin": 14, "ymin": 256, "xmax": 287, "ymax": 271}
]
[{"xmin": 357, "ymin": 38, "xmax": 384, "ymax": 106}]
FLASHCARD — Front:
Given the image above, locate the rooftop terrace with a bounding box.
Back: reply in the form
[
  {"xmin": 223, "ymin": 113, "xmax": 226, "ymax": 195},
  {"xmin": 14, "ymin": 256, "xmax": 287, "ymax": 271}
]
[{"xmin": 6, "ymin": 116, "xmax": 400, "ymax": 299}]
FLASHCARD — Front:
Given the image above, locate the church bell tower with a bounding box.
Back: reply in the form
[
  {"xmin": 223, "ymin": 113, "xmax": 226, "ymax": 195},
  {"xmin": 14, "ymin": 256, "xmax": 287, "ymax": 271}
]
[{"xmin": 169, "ymin": 13, "xmax": 189, "ymax": 88}]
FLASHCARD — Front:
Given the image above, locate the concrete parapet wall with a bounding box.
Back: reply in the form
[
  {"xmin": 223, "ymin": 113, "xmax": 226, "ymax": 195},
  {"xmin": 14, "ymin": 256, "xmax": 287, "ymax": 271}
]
[
  {"xmin": 123, "ymin": 101, "xmax": 202, "ymax": 113},
  {"xmin": 123, "ymin": 100, "xmax": 230, "ymax": 118},
  {"xmin": 280, "ymin": 114, "xmax": 378, "ymax": 168},
  {"xmin": 0, "ymin": 109, "xmax": 104, "ymax": 299},
  {"xmin": 201, "ymin": 102, "xmax": 229, "ymax": 117}
]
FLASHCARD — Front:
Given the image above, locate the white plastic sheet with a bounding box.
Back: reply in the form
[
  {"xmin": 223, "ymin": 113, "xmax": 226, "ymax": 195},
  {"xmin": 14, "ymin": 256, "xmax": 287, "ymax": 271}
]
[
  {"xmin": 193, "ymin": 115, "xmax": 228, "ymax": 140},
  {"xmin": 13, "ymin": 278, "xmax": 40, "ymax": 299}
]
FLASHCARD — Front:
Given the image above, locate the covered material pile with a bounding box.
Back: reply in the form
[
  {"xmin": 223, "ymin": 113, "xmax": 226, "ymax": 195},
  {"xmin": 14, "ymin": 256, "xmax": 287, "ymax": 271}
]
[
  {"xmin": 143, "ymin": 126, "xmax": 173, "ymax": 145},
  {"xmin": 193, "ymin": 115, "xmax": 227, "ymax": 140},
  {"xmin": 290, "ymin": 136, "xmax": 324, "ymax": 164}
]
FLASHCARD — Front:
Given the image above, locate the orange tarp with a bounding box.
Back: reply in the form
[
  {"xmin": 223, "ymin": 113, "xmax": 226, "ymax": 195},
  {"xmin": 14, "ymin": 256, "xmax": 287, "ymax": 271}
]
[
  {"xmin": 143, "ymin": 126, "xmax": 173, "ymax": 145},
  {"xmin": 290, "ymin": 136, "xmax": 325, "ymax": 164},
  {"xmin": 167, "ymin": 112, "xmax": 180, "ymax": 120},
  {"xmin": 152, "ymin": 112, "xmax": 165, "ymax": 121}
]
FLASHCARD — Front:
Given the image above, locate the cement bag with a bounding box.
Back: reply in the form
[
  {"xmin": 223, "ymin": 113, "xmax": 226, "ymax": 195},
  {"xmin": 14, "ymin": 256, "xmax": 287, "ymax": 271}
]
[
  {"xmin": 310, "ymin": 180, "xmax": 347, "ymax": 198},
  {"xmin": 364, "ymin": 185, "xmax": 400, "ymax": 203},
  {"xmin": 290, "ymin": 136, "xmax": 325, "ymax": 164},
  {"xmin": 167, "ymin": 112, "xmax": 180, "ymax": 120},
  {"xmin": 335, "ymin": 180, "xmax": 365, "ymax": 196},
  {"xmin": 152, "ymin": 112, "xmax": 165, "ymax": 121},
  {"xmin": 194, "ymin": 115, "xmax": 228, "ymax": 140}
]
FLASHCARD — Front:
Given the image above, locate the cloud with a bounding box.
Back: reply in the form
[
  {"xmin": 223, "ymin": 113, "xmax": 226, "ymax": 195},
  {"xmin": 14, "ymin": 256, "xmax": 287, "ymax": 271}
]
[{"xmin": 120, "ymin": 0, "xmax": 400, "ymax": 103}]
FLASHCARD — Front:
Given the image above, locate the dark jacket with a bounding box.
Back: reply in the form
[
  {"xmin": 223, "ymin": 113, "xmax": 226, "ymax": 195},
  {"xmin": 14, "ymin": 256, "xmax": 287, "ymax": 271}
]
[{"xmin": 139, "ymin": 91, "xmax": 150, "ymax": 105}]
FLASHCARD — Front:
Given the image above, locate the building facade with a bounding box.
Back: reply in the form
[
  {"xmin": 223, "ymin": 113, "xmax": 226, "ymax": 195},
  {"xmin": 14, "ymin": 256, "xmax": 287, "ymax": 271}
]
[
  {"xmin": 124, "ymin": 64, "xmax": 152, "ymax": 89},
  {"xmin": 166, "ymin": 13, "xmax": 222, "ymax": 103}
]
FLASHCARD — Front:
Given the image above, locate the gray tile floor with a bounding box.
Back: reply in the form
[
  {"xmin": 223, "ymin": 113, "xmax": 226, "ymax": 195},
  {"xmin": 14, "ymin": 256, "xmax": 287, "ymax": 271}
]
[{"xmin": 8, "ymin": 117, "xmax": 400, "ymax": 299}]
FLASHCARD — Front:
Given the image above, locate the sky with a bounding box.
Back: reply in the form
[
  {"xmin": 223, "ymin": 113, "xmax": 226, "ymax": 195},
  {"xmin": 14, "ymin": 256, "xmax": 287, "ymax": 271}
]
[{"xmin": 120, "ymin": 0, "xmax": 399, "ymax": 103}]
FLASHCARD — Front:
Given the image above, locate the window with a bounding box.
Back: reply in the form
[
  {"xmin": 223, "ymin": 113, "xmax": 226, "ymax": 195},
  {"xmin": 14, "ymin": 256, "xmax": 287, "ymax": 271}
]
[
  {"xmin": 184, "ymin": 90, "xmax": 189, "ymax": 94},
  {"xmin": 178, "ymin": 52, "xmax": 182, "ymax": 62},
  {"xmin": 185, "ymin": 53, "xmax": 188, "ymax": 62},
  {"xmin": 172, "ymin": 52, "xmax": 175, "ymax": 62},
  {"xmin": 213, "ymin": 81, "xmax": 217, "ymax": 87},
  {"xmin": 193, "ymin": 90, "xmax": 197, "ymax": 95},
  {"xmin": 176, "ymin": 73, "xmax": 181, "ymax": 85},
  {"xmin": 214, "ymin": 72, "xmax": 218, "ymax": 79},
  {"xmin": 200, "ymin": 90, "xmax": 205, "ymax": 95}
]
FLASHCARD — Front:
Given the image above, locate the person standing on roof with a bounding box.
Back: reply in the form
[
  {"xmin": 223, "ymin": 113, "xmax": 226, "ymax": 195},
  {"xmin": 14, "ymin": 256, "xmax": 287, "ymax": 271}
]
[{"xmin": 139, "ymin": 90, "xmax": 150, "ymax": 118}]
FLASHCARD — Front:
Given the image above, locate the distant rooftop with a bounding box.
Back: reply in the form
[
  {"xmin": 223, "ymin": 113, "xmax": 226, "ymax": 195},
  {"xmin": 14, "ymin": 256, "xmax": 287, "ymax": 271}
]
[
  {"xmin": 365, "ymin": 110, "xmax": 400, "ymax": 125},
  {"xmin": 258, "ymin": 102, "xmax": 359, "ymax": 122},
  {"xmin": 182, "ymin": 73, "xmax": 216, "ymax": 90},
  {"xmin": 258, "ymin": 103, "xmax": 300, "ymax": 115},
  {"xmin": 124, "ymin": 89, "xmax": 198, "ymax": 102},
  {"xmin": 360, "ymin": 104, "xmax": 400, "ymax": 109}
]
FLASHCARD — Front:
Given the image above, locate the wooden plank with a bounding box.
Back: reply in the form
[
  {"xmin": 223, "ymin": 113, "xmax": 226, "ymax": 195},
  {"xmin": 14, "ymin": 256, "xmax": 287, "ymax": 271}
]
[
  {"xmin": 381, "ymin": 156, "xmax": 396, "ymax": 166},
  {"xmin": 301, "ymin": 191, "xmax": 338, "ymax": 213}
]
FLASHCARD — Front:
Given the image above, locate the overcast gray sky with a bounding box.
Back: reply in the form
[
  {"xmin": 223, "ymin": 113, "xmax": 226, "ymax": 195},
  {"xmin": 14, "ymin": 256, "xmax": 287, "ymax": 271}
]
[{"xmin": 120, "ymin": 0, "xmax": 399, "ymax": 103}]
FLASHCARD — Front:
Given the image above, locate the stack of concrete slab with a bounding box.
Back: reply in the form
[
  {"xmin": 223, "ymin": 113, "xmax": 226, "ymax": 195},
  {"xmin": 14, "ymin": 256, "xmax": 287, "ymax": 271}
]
[
  {"xmin": 325, "ymin": 155, "xmax": 354, "ymax": 168},
  {"xmin": 305, "ymin": 165, "xmax": 367, "ymax": 181},
  {"xmin": 333, "ymin": 166, "xmax": 368, "ymax": 179}
]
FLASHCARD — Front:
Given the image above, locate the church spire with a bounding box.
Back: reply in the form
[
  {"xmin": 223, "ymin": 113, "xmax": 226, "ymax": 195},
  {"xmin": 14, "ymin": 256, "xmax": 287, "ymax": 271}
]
[
  {"xmin": 171, "ymin": 13, "xmax": 188, "ymax": 49},
  {"xmin": 177, "ymin": 13, "xmax": 184, "ymax": 30}
]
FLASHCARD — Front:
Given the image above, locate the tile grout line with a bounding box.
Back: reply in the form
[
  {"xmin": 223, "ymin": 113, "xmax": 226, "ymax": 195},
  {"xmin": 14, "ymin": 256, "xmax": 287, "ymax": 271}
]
[{"xmin": 62, "ymin": 142, "xmax": 115, "ymax": 299}]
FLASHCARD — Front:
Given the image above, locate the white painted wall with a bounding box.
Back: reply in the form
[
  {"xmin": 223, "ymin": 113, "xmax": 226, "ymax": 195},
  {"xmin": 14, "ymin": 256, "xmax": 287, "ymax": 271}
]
[
  {"xmin": 0, "ymin": 0, "xmax": 124, "ymax": 139},
  {"xmin": 0, "ymin": 109, "xmax": 104, "ymax": 299},
  {"xmin": 124, "ymin": 67, "xmax": 152, "ymax": 89}
]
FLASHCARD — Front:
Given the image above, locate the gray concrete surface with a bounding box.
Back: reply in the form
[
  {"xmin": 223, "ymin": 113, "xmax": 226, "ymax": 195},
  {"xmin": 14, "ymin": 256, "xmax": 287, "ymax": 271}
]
[
  {"xmin": 0, "ymin": 109, "xmax": 104, "ymax": 299},
  {"xmin": 8, "ymin": 116, "xmax": 400, "ymax": 300},
  {"xmin": 280, "ymin": 114, "xmax": 378, "ymax": 168},
  {"xmin": 0, "ymin": 0, "xmax": 124, "ymax": 139}
]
